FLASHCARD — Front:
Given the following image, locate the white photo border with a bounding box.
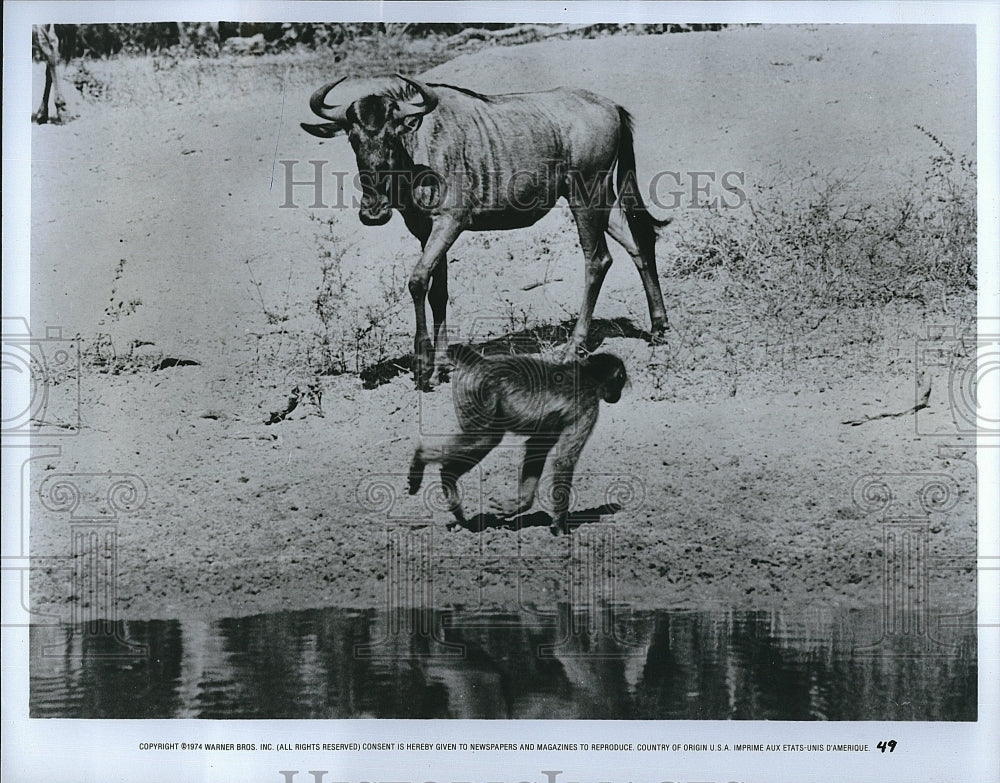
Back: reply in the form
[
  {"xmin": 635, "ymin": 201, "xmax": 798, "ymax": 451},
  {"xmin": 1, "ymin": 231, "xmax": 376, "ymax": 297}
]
[{"xmin": 3, "ymin": 2, "xmax": 998, "ymax": 783}]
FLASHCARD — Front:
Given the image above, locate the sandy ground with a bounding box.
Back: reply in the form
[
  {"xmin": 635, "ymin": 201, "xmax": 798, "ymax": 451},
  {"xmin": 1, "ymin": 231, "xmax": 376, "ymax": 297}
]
[{"xmin": 26, "ymin": 25, "xmax": 977, "ymax": 620}]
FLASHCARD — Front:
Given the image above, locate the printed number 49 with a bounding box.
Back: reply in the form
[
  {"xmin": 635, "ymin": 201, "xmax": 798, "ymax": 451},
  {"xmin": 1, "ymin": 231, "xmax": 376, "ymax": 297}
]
[{"xmin": 877, "ymin": 740, "xmax": 898, "ymax": 753}]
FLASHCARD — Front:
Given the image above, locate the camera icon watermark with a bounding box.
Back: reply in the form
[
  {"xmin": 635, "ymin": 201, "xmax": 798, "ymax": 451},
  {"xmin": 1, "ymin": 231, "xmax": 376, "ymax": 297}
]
[
  {"xmin": 1, "ymin": 318, "xmax": 81, "ymax": 437},
  {"xmin": 915, "ymin": 322, "xmax": 1000, "ymax": 437}
]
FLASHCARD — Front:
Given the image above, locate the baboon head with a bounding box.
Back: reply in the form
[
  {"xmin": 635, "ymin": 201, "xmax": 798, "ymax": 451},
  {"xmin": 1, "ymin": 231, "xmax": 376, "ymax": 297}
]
[{"xmin": 583, "ymin": 353, "xmax": 628, "ymax": 404}]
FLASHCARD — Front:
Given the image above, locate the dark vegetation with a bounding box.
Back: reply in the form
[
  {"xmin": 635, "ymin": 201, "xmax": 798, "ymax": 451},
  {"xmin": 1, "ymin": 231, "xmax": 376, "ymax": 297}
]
[{"xmin": 45, "ymin": 22, "xmax": 728, "ymax": 60}]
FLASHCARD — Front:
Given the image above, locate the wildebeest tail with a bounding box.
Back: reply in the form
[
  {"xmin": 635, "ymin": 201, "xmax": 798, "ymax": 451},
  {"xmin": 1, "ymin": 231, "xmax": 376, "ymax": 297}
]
[
  {"xmin": 446, "ymin": 343, "xmax": 486, "ymax": 367},
  {"xmin": 615, "ymin": 107, "xmax": 671, "ymax": 260}
]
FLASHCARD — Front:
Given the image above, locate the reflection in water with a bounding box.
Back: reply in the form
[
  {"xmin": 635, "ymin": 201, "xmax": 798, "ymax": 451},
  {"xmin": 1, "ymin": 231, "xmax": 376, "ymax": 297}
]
[{"xmin": 30, "ymin": 606, "xmax": 976, "ymax": 720}]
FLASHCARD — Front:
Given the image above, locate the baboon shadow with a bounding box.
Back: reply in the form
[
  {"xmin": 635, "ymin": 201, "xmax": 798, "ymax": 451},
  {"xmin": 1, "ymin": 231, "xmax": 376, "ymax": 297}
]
[
  {"xmin": 360, "ymin": 317, "xmax": 650, "ymax": 389},
  {"xmin": 455, "ymin": 503, "xmax": 623, "ymax": 533}
]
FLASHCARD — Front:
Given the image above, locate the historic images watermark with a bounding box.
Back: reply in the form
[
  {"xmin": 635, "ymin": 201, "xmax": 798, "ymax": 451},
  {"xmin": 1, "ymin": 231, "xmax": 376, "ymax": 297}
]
[{"xmin": 277, "ymin": 160, "xmax": 748, "ymax": 213}]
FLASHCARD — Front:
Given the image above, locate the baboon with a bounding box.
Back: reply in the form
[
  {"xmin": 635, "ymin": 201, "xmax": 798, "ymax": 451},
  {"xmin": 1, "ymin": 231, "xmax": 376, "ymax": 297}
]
[{"xmin": 408, "ymin": 345, "xmax": 627, "ymax": 535}]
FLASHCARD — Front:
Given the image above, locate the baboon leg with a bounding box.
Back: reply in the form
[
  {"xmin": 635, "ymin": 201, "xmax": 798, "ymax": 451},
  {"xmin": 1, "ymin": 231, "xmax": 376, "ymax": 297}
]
[
  {"xmin": 411, "ymin": 432, "xmax": 502, "ymax": 527},
  {"xmin": 439, "ymin": 432, "xmax": 502, "ymax": 528},
  {"xmin": 427, "ymin": 256, "xmax": 450, "ymax": 381},
  {"xmin": 568, "ymin": 200, "xmax": 615, "ymax": 354},
  {"xmin": 607, "ymin": 205, "xmax": 667, "ymax": 338},
  {"xmin": 547, "ymin": 407, "xmax": 598, "ymax": 535},
  {"xmin": 495, "ymin": 434, "xmax": 556, "ymax": 517}
]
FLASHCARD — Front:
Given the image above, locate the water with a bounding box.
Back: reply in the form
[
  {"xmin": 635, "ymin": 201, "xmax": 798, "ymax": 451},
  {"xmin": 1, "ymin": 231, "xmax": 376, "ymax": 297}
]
[{"xmin": 29, "ymin": 606, "xmax": 976, "ymax": 720}]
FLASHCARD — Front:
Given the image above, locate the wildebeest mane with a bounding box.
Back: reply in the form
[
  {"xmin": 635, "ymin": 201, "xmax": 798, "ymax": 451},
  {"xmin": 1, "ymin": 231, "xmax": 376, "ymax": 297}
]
[
  {"xmin": 378, "ymin": 80, "xmax": 493, "ymax": 103},
  {"xmin": 428, "ymin": 82, "xmax": 494, "ymax": 101}
]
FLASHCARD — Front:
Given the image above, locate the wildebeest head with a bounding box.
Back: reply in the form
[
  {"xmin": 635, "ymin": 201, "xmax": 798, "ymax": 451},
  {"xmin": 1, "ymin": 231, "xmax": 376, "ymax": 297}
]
[{"xmin": 302, "ymin": 74, "xmax": 439, "ymax": 226}]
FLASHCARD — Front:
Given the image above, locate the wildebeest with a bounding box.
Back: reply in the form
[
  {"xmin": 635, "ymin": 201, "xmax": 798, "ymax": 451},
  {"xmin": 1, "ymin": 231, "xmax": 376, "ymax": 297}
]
[
  {"xmin": 302, "ymin": 74, "xmax": 669, "ymax": 390},
  {"xmin": 32, "ymin": 24, "xmax": 68, "ymax": 124},
  {"xmin": 407, "ymin": 345, "xmax": 628, "ymax": 535}
]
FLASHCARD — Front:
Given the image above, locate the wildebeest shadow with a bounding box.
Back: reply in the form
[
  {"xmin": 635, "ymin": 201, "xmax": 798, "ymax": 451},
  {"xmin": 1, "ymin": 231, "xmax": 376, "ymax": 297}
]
[
  {"xmin": 360, "ymin": 317, "xmax": 650, "ymax": 389},
  {"xmin": 452, "ymin": 503, "xmax": 623, "ymax": 534}
]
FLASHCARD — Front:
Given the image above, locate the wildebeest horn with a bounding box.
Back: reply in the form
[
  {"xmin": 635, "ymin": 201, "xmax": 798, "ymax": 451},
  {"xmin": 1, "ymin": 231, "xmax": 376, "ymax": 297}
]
[
  {"xmin": 309, "ymin": 77, "xmax": 350, "ymax": 123},
  {"xmin": 394, "ymin": 73, "xmax": 440, "ymax": 117}
]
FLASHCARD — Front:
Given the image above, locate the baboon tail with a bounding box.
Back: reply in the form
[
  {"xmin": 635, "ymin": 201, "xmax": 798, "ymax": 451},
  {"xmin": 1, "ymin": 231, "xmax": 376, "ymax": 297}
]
[
  {"xmin": 447, "ymin": 343, "xmax": 486, "ymax": 367},
  {"xmin": 616, "ymin": 107, "xmax": 671, "ymax": 260}
]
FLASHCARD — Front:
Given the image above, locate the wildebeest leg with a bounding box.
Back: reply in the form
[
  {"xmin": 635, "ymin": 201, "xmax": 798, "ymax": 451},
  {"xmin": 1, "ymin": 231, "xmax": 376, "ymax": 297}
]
[
  {"xmin": 49, "ymin": 59, "xmax": 67, "ymax": 123},
  {"xmin": 567, "ymin": 203, "xmax": 614, "ymax": 355},
  {"xmin": 428, "ymin": 257, "xmax": 450, "ymax": 381},
  {"xmin": 32, "ymin": 25, "xmax": 65, "ymax": 124},
  {"xmin": 607, "ymin": 205, "xmax": 668, "ymax": 339},
  {"xmin": 33, "ymin": 67, "xmax": 52, "ymax": 124},
  {"xmin": 495, "ymin": 434, "xmax": 556, "ymax": 518},
  {"xmin": 408, "ymin": 218, "xmax": 462, "ymax": 390},
  {"xmin": 403, "ymin": 211, "xmax": 449, "ymax": 382},
  {"xmin": 547, "ymin": 406, "xmax": 598, "ymax": 535}
]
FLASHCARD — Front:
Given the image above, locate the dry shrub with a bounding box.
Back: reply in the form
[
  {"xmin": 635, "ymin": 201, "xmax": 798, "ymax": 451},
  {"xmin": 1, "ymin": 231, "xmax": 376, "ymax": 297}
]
[{"xmin": 673, "ymin": 127, "xmax": 976, "ymax": 320}]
